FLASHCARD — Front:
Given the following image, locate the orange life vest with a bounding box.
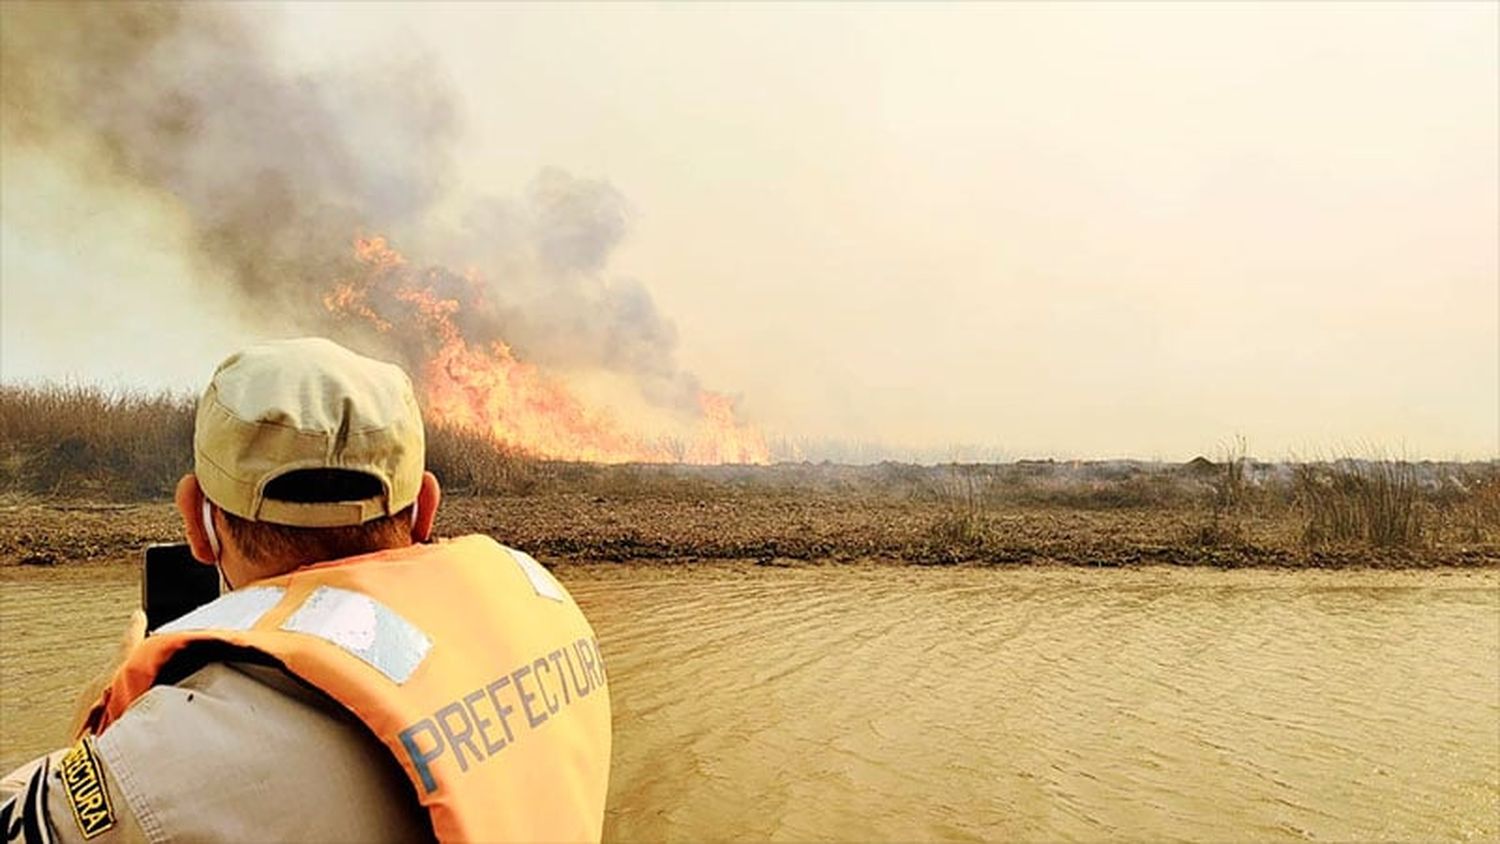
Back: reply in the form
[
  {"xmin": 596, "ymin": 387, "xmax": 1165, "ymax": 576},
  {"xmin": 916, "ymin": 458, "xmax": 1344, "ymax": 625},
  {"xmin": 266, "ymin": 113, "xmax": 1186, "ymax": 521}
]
[{"xmin": 83, "ymin": 535, "xmax": 613, "ymax": 843}]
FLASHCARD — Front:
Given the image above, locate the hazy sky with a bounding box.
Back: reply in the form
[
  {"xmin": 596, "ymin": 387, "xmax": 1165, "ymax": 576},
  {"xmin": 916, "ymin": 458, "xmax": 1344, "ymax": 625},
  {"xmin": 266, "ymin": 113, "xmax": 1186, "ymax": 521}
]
[{"xmin": 3, "ymin": 2, "xmax": 1496, "ymax": 459}]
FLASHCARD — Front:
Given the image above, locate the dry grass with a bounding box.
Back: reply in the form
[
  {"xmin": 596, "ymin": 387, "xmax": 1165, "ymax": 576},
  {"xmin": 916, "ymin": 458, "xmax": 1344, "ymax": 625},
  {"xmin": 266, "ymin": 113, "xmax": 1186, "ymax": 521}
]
[
  {"xmin": 1186, "ymin": 437, "xmax": 1252, "ymax": 548},
  {"xmin": 1460, "ymin": 473, "xmax": 1500, "ymax": 543},
  {"xmin": 424, "ymin": 423, "xmax": 543, "ymax": 495},
  {"xmin": 2, "ymin": 384, "xmax": 1495, "ymax": 567},
  {"xmin": 926, "ymin": 465, "xmax": 993, "ymax": 557},
  {"xmin": 0, "ymin": 384, "xmax": 550, "ymax": 500},
  {"xmin": 0, "ymin": 384, "xmax": 195, "ymax": 499},
  {"xmin": 1295, "ymin": 458, "xmax": 1425, "ymax": 548}
]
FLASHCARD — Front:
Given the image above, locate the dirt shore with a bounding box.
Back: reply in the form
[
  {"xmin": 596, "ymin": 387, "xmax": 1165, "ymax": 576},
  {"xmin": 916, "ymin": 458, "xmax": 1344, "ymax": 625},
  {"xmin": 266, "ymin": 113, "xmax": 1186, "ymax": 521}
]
[{"xmin": 3, "ymin": 490, "xmax": 1495, "ymax": 570}]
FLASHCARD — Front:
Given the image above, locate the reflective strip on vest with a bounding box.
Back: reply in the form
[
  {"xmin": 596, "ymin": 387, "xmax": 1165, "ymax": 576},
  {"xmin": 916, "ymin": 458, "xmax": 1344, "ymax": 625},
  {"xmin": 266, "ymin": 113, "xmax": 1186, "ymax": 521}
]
[
  {"xmin": 280, "ymin": 586, "xmax": 431, "ymax": 684},
  {"xmin": 507, "ymin": 547, "xmax": 565, "ymax": 602},
  {"xmin": 157, "ymin": 586, "xmax": 286, "ymax": 634}
]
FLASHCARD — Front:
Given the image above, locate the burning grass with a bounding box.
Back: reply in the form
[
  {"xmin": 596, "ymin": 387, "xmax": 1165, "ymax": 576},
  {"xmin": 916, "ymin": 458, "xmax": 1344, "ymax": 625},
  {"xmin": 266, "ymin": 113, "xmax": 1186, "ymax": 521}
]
[
  {"xmin": 325, "ymin": 236, "xmax": 771, "ymax": 465},
  {"xmin": 1, "ymin": 383, "xmax": 1495, "ymax": 568}
]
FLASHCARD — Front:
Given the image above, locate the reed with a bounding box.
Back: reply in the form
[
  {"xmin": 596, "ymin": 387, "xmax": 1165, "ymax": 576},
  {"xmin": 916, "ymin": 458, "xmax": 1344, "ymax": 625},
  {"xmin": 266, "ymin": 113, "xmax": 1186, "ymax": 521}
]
[
  {"xmin": 3, "ymin": 383, "xmax": 1491, "ymax": 565},
  {"xmin": 0, "ymin": 384, "xmax": 546, "ymax": 500},
  {"xmin": 1188, "ymin": 437, "xmax": 1251, "ymax": 548},
  {"xmin": 925, "ymin": 464, "xmax": 993, "ymax": 554},
  {"xmin": 1295, "ymin": 457, "xmax": 1425, "ymax": 548},
  {"xmin": 0, "ymin": 383, "xmax": 195, "ymax": 498},
  {"xmin": 424, "ymin": 423, "xmax": 542, "ymax": 495}
]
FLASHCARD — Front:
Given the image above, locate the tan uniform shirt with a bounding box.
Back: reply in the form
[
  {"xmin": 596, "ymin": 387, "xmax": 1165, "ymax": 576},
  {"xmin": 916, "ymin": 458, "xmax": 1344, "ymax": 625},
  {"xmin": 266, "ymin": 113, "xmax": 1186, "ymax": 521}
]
[{"xmin": 1, "ymin": 662, "xmax": 434, "ymax": 843}]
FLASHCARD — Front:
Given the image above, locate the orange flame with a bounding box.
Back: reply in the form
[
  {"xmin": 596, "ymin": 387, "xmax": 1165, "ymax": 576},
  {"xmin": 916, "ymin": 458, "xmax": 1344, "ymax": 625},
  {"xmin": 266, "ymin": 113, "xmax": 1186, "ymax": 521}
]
[
  {"xmin": 688, "ymin": 391, "xmax": 770, "ymax": 465},
  {"xmin": 325, "ymin": 236, "xmax": 769, "ymax": 464}
]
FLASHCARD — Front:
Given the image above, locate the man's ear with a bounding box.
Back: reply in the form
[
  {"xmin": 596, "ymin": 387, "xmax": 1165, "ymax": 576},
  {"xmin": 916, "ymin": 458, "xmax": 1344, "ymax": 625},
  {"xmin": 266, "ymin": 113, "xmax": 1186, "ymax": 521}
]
[
  {"xmin": 412, "ymin": 471, "xmax": 441, "ymax": 543},
  {"xmin": 174, "ymin": 474, "xmax": 218, "ymax": 564}
]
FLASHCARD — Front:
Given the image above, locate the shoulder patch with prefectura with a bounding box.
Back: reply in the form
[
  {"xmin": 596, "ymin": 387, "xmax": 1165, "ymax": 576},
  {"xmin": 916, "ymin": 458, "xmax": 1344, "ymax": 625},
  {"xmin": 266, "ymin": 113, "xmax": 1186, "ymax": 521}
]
[{"xmin": 58, "ymin": 738, "xmax": 114, "ymax": 839}]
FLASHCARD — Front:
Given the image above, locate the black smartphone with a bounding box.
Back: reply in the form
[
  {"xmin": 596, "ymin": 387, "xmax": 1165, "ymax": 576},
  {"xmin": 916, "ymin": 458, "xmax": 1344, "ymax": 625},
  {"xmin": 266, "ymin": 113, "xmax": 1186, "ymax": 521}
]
[{"xmin": 142, "ymin": 543, "xmax": 221, "ymax": 632}]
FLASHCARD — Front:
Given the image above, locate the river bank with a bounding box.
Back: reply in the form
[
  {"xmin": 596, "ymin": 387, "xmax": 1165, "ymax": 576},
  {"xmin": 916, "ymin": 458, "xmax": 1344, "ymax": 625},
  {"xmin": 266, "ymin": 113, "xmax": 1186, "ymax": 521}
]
[{"xmin": 3, "ymin": 489, "xmax": 1495, "ymax": 569}]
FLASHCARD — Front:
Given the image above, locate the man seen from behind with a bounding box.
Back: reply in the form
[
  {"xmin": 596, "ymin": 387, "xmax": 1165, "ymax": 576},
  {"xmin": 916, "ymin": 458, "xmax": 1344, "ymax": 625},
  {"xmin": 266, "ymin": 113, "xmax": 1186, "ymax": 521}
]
[{"xmin": 0, "ymin": 337, "xmax": 613, "ymax": 843}]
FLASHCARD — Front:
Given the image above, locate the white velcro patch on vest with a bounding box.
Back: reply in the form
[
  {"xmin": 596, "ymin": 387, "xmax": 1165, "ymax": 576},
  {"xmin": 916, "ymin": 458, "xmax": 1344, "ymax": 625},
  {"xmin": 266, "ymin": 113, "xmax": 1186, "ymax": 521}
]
[
  {"xmin": 506, "ymin": 546, "xmax": 564, "ymax": 602},
  {"xmin": 279, "ymin": 587, "xmax": 431, "ymax": 684},
  {"xmin": 156, "ymin": 587, "xmax": 286, "ymax": 635}
]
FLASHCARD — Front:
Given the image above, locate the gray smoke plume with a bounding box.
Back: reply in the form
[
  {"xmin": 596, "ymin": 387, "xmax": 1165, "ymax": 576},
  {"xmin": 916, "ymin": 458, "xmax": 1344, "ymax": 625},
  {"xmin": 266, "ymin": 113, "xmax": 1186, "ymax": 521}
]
[{"xmin": 1, "ymin": 1, "xmax": 701, "ymax": 408}]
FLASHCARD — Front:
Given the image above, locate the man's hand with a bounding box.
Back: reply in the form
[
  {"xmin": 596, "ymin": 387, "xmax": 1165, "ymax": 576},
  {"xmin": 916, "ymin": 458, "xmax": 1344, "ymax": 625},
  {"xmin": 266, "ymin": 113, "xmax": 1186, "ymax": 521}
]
[{"xmin": 66, "ymin": 610, "xmax": 146, "ymax": 739}]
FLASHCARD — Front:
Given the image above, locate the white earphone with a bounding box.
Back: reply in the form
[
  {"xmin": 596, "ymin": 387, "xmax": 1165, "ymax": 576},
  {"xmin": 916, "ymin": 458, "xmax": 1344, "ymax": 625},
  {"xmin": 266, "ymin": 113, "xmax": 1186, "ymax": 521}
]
[
  {"xmin": 201, "ymin": 499, "xmax": 221, "ymax": 561},
  {"xmin": 410, "ymin": 499, "xmax": 420, "ymax": 530}
]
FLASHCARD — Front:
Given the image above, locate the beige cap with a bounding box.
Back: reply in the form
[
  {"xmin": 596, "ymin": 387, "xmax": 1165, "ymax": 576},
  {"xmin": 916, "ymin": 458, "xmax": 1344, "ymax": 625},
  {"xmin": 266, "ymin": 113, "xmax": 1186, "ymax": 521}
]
[{"xmin": 195, "ymin": 338, "xmax": 425, "ymax": 527}]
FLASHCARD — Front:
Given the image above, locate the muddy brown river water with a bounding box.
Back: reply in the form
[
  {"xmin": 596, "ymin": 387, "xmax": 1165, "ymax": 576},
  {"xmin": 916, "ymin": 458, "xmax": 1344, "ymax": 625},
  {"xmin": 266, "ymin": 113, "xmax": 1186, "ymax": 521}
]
[{"xmin": 2, "ymin": 562, "xmax": 1497, "ymax": 841}]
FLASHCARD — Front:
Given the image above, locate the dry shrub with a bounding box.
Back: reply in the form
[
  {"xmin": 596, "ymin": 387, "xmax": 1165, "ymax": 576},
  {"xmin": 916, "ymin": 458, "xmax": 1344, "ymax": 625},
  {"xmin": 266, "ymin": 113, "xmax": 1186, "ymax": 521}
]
[
  {"xmin": 1296, "ymin": 458, "xmax": 1424, "ymax": 548},
  {"xmin": 1469, "ymin": 473, "xmax": 1500, "ymax": 542},
  {"xmin": 1122, "ymin": 473, "xmax": 1197, "ymax": 509},
  {"xmin": 1188, "ymin": 437, "xmax": 1251, "ymax": 548},
  {"xmin": 948, "ymin": 463, "xmax": 1180, "ymax": 510},
  {"xmin": 1210, "ymin": 437, "xmax": 1250, "ymax": 515},
  {"xmin": 1433, "ymin": 467, "xmax": 1500, "ymax": 544}
]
